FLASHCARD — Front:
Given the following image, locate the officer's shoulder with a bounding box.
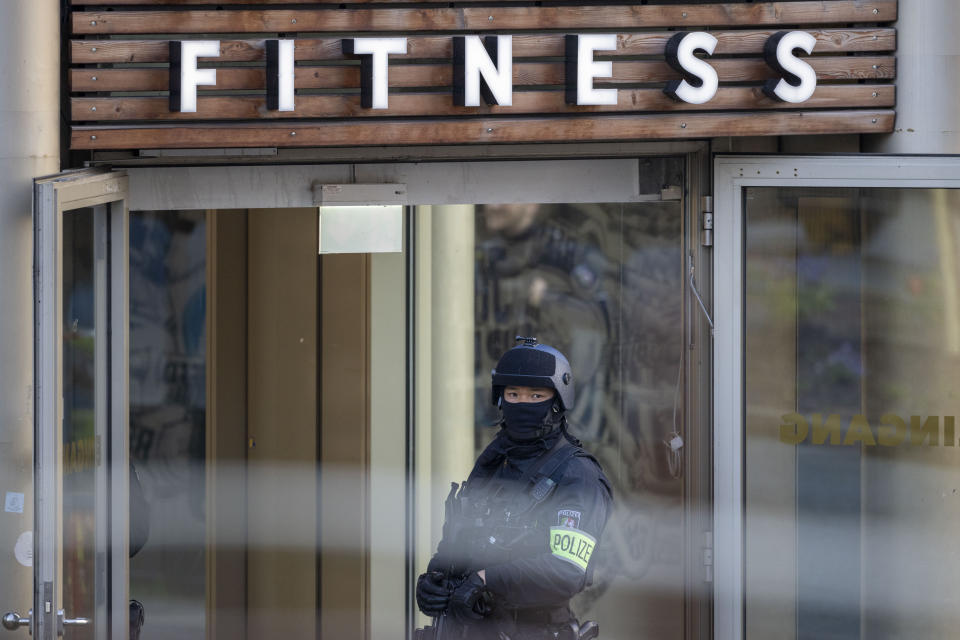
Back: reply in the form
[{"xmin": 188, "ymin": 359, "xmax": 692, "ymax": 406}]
[{"xmin": 559, "ymin": 445, "xmax": 606, "ymax": 482}]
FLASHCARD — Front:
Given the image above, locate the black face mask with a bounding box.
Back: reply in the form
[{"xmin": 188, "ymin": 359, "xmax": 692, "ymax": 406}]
[{"xmin": 501, "ymin": 398, "xmax": 555, "ymax": 440}]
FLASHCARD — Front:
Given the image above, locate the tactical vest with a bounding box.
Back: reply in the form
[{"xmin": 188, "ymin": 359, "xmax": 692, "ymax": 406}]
[{"xmin": 448, "ymin": 438, "xmax": 586, "ymax": 573}]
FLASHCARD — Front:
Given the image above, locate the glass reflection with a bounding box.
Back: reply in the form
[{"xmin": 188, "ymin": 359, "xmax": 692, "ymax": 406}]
[
  {"xmin": 470, "ymin": 199, "xmax": 685, "ymax": 638},
  {"xmin": 417, "ymin": 189, "xmax": 685, "ymax": 638},
  {"xmin": 63, "ymin": 207, "xmax": 100, "ymax": 640},
  {"xmin": 744, "ymin": 188, "xmax": 960, "ymax": 639},
  {"xmin": 129, "ymin": 211, "xmax": 207, "ymax": 639}
]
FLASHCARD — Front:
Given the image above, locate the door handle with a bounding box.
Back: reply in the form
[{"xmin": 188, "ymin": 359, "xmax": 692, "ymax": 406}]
[
  {"xmin": 1, "ymin": 610, "xmax": 30, "ymax": 632},
  {"xmin": 56, "ymin": 610, "xmax": 88, "ymax": 637}
]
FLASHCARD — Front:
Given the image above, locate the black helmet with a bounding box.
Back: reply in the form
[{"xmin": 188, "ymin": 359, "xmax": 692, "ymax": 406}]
[{"xmin": 491, "ymin": 337, "xmax": 575, "ymax": 410}]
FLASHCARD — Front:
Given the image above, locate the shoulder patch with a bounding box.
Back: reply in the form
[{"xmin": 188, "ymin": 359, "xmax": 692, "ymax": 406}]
[
  {"xmin": 549, "ymin": 526, "xmax": 596, "ymax": 572},
  {"xmin": 558, "ymin": 508, "xmax": 581, "ymax": 528}
]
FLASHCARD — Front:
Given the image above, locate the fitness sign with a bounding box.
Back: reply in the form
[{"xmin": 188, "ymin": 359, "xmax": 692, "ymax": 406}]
[{"xmin": 169, "ymin": 30, "xmax": 819, "ymax": 113}]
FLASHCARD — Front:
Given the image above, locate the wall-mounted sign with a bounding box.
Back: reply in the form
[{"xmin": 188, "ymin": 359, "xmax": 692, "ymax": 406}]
[
  {"xmin": 166, "ymin": 31, "xmax": 820, "ymax": 113},
  {"xmin": 68, "ymin": 0, "xmax": 898, "ymax": 151}
]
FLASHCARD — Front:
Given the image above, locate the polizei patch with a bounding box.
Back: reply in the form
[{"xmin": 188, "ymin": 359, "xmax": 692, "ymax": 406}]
[
  {"xmin": 558, "ymin": 509, "xmax": 581, "ymax": 528},
  {"xmin": 549, "ymin": 526, "xmax": 595, "ymax": 572}
]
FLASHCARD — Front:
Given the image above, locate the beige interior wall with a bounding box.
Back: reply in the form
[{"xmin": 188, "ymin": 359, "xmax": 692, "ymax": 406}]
[
  {"xmin": 319, "ymin": 252, "xmax": 371, "ymax": 638},
  {"xmin": 744, "ymin": 195, "xmax": 798, "ymax": 639},
  {"xmin": 209, "ymin": 208, "xmax": 379, "ymax": 640},
  {"xmin": 206, "ymin": 210, "xmax": 249, "ymax": 640},
  {"xmin": 413, "ymin": 204, "xmax": 477, "ymax": 628},
  {"xmin": 369, "ymin": 251, "xmax": 407, "ymax": 640},
  {"xmin": 427, "ymin": 205, "xmax": 476, "ymax": 542},
  {"xmin": 246, "ymin": 208, "xmax": 319, "ymax": 639},
  {"xmin": 413, "ymin": 207, "xmax": 435, "ymax": 630}
]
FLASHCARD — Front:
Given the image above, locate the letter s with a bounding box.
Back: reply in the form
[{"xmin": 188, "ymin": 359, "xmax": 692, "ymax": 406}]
[
  {"xmin": 663, "ymin": 32, "xmax": 719, "ymax": 105},
  {"xmin": 763, "ymin": 31, "xmax": 817, "ymax": 103}
]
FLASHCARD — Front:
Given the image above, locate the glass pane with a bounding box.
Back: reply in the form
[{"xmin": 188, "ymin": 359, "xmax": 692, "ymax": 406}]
[
  {"xmin": 62, "ymin": 206, "xmax": 105, "ymax": 640},
  {"xmin": 744, "ymin": 187, "xmax": 960, "ymax": 638},
  {"xmin": 129, "ymin": 211, "xmax": 207, "ymax": 639},
  {"xmin": 414, "ymin": 171, "xmax": 689, "ymax": 639},
  {"xmin": 117, "ymin": 162, "xmax": 693, "ymax": 640}
]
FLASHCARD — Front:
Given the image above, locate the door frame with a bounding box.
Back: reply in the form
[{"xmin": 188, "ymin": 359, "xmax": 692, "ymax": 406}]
[
  {"xmin": 123, "ymin": 145, "xmax": 704, "ymax": 211},
  {"xmin": 89, "ymin": 144, "xmax": 715, "ymax": 639},
  {"xmin": 33, "ymin": 169, "xmax": 129, "ymax": 640},
  {"xmin": 712, "ymin": 154, "xmax": 960, "ymax": 640}
]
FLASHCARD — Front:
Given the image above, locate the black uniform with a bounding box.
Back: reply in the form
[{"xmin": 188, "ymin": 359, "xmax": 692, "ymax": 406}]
[{"xmin": 427, "ymin": 425, "xmax": 612, "ymax": 639}]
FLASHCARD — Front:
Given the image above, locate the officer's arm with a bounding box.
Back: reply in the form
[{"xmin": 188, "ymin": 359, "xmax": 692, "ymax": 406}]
[{"xmin": 482, "ymin": 469, "xmax": 612, "ymax": 608}]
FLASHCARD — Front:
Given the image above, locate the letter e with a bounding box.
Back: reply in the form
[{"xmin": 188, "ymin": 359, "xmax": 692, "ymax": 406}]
[{"xmin": 565, "ymin": 34, "xmax": 618, "ymax": 106}]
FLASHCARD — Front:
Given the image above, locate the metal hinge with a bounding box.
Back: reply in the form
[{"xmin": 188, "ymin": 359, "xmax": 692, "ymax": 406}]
[
  {"xmin": 701, "ymin": 196, "xmax": 714, "ymax": 247},
  {"xmin": 703, "ymin": 531, "xmax": 714, "ymax": 583}
]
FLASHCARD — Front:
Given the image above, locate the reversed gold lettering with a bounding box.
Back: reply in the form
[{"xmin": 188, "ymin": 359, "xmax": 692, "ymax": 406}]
[
  {"xmin": 945, "ymin": 416, "xmax": 955, "ymax": 447},
  {"xmin": 843, "ymin": 415, "xmax": 876, "ymax": 446},
  {"xmin": 812, "ymin": 414, "xmax": 845, "ymax": 445},
  {"xmin": 878, "ymin": 414, "xmax": 907, "ymax": 446},
  {"xmin": 910, "ymin": 415, "xmax": 939, "ymax": 446},
  {"xmin": 779, "ymin": 413, "xmax": 809, "ymax": 445}
]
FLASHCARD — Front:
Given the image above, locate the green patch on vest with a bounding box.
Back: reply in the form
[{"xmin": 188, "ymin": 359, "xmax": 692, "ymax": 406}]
[{"xmin": 549, "ymin": 526, "xmax": 595, "ymax": 572}]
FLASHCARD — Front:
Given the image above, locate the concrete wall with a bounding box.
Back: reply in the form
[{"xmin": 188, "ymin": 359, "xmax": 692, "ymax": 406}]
[
  {"xmin": 865, "ymin": 0, "xmax": 960, "ymax": 153},
  {"xmin": 0, "ymin": 0, "xmax": 60, "ymax": 621}
]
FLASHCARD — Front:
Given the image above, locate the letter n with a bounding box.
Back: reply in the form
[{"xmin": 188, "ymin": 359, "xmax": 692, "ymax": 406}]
[
  {"xmin": 910, "ymin": 416, "xmax": 939, "ymax": 446},
  {"xmin": 811, "ymin": 414, "xmax": 845, "ymax": 445}
]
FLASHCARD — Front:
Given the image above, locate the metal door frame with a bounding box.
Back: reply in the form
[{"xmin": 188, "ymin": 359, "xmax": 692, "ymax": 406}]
[
  {"xmin": 34, "ymin": 169, "xmax": 129, "ymax": 640},
  {"xmin": 712, "ymin": 154, "xmax": 960, "ymax": 640},
  {"xmin": 117, "ymin": 142, "xmax": 715, "ymax": 640}
]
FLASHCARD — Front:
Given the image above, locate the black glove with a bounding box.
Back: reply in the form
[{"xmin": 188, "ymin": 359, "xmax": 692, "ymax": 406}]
[
  {"xmin": 448, "ymin": 572, "xmax": 494, "ymax": 624},
  {"xmin": 416, "ymin": 571, "xmax": 450, "ymax": 617}
]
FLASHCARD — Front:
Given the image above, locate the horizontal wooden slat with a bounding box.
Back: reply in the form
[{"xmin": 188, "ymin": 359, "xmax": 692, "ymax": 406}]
[
  {"xmin": 71, "ymin": 110, "xmax": 895, "ymax": 149},
  {"xmin": 72, "ymin": 1, "xmax": 897, "ymax": 35},
  {"xmin": 70, "ymin": 29, "xmax": 896, "ymax": 64},
  {"xmin": 71, "ymin": 85, "xmax": 895, "ymax": 121},
  {"xmin": 68, "ymin": 0, "xmax": 732, "ymax": 4},
  {"xmin": 70, "ymin": 56, "xmax": 896, "ymax": 92}
]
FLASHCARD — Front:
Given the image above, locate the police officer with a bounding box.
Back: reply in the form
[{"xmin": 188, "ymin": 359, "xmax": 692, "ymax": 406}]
[{"xmin": 416, "ymin": 337, "xmax": 613, "ymax": 640}]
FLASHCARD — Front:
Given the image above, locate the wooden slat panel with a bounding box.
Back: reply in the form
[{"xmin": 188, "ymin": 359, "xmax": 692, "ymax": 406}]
[
  {"xmin": 70, "ymin": 29, "xmax": 897, "ymax": 64},
  {"xmin": 69, "ymin": 56, "xmax": 896, "ymax": 92},
  {"xmin": 72, "ymin": 1, "xmax": 897, "ymax": 35},
  {"xmin": 71, "ymin": 85, "xmax": 896, "ymax": 121},
  {"xmin": 71, "ymin": 110, "xmax": 895, "ymax": 149}
]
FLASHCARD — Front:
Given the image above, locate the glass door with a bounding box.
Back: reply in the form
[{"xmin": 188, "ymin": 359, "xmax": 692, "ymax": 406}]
[
  {"xmin": 33, "ymin": 170, "xmax": 129, "ymax": 640},
  {"xmin": 408, "ymin": 155, "xmax": 713, "ymax": 640},
  {"xmin": 714, "ymin": 156, "xmax": 960, "ymax": 640}
]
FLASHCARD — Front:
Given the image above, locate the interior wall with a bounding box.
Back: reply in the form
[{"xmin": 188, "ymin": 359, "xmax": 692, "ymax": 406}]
[
  {"xmin": 246, "ymin": 208, "xmax": 319, "ymax": 639},
  {"xmin": 208, "ymin": 208, "xmax": 378, "ymax": 639},
  {"xmin": 0, "ymin": 0, "xmax": 60, "ymax": 620},
  {"xmin": 206, "ymin": 210, "xmax": 248, "ymax": 640},
  {"xmin": 369, "ymin": 251, "xmax": 407, "ymax": 640},
  {"xmin": 319, "ymin": 252, "xmax": 371, "ymax": 638},
  {"xmin": 412, "ymin": 204, "xmax": 477, "ymax": 632}
]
